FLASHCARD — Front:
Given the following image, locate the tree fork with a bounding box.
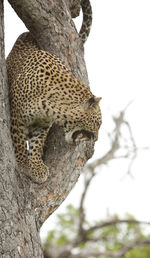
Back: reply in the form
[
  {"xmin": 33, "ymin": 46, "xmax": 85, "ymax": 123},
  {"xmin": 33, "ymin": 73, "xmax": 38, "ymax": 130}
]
[{"xmin": 0, "ymin": 0, "xmax": 95, "ymax": 257}]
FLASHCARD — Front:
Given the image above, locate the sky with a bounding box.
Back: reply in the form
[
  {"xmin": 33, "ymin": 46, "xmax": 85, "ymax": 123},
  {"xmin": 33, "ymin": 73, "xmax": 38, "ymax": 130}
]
[{"xmin": 4, "ymin": 0, "xmax": 150, "ymax": 240}]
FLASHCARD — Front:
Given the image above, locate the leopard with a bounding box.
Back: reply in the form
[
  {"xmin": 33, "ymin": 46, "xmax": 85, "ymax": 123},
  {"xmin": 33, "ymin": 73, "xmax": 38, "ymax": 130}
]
[
  {"xmin": 70, "ymin": 0, "xmax": 92, "ymax": 43},
  {"xmin": 6, "ymin": 2, "xmax": 101, "ymax": 184}
]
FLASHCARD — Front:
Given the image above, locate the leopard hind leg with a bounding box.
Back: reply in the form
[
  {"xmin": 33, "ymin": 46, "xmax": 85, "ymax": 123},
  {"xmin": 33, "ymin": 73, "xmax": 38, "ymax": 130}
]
[{"xmin": 10, "ymin": 118, "xmax": 28, "ymax": 172}]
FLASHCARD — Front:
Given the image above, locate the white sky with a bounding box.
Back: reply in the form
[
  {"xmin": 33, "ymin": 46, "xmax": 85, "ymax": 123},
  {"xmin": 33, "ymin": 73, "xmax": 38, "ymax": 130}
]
[{"xmin": 4, "ymin": 0, "xmax": 150, "ymax": 240}]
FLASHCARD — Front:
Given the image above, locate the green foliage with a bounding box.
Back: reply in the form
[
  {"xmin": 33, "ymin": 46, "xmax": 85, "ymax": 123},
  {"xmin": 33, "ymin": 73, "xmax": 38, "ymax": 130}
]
[
  {"xmin": 43, "ymin": 205, "xmax": 150, "ymax": 257},
  {"xmin": 43, "ymin": 204, "xmax": 80, "ymax": 249},
  {"xmin": 125, "ymin": 246, "xmax": 150, "ymax": 258}
]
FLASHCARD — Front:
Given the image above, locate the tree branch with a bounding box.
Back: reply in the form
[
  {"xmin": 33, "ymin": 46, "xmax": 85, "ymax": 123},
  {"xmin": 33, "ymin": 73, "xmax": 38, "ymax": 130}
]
[
  {"xmin": 86, "ymin": 103, "xmax": 143, "ymax": 176},
  {"xmin": 75, "ymin": 239, "xmax": 150, "ymax": 258},
  {"xmin": 77, "ymin": 168, "xmax": 95, "ymax": 238},
  {"xmin": 44, "ymin": 238, "xmax": 150, "ymax": 258},
  {"xmin": 74, "ymin": 217, "xmax": 150, "ymax": 247},
  {"xmin": 85, "ymin": 219, "xmax": 150, "ymax": 236}
]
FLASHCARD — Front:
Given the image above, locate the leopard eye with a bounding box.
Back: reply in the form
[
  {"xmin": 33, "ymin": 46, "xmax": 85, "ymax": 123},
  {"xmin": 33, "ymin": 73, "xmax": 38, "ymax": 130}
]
[{"xmin": 88, "ymin": 97, "xmax": 95, "ymax": 106}]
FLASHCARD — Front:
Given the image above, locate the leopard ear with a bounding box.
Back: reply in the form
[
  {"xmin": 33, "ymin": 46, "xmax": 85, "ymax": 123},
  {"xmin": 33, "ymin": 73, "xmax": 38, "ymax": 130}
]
[
  {"xmin": 94, "ymin": 97, "xmax": 102, "ymax": 104},
  {"xmin": 85, "ymin": 96, "xmax": 102, "ymax": 109}
]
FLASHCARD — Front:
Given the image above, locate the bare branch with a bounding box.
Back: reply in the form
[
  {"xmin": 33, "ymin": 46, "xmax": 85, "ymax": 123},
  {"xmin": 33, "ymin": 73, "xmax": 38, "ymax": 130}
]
[
  {"xmin": 77, "ymin": 169, "xmax": 95, "ymax": 241},
  {"xmin": 73, "ymin": 218, "xmax": 150, "ymax": 247},
  {"xmin": 86, "ymin": 110, "xmax": 125, "ymax": 172},
  {"xmin": 75, "ymin": 107, "xmax": 132, "ymax": 243},
  {"xmin": 76, "ymin": 239, "xmax": 150, "ymax": 257},
  {"xmin": 85, "ymin": 219, "xmax": 150, "ymax": 236},
  {"xmin": 46, "ymin": 238, "xmax": 150, "ymax": 258},
  {"xmin": 85, "ymin": 103, "xmax": 149, "ymax": 177}
]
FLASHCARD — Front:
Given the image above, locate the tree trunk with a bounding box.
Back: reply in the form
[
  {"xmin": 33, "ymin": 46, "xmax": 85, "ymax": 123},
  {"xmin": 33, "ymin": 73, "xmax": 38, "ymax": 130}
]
[{"xmin": 0, "ymin": 0, "xmax": 95, "ymax": 256}]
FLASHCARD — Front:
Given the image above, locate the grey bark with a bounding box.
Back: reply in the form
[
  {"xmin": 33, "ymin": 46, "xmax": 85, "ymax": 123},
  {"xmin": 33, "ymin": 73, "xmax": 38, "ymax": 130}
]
[{"xmin": 0, "ymin": 0, "xmax": 95, "ymax": 257}]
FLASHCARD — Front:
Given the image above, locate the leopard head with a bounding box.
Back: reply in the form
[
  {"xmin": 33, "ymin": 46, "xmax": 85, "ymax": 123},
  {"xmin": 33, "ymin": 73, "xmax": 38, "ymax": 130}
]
[{"xmin": 64, "ymin": 96, "xmax": 102, "ymax": 144}]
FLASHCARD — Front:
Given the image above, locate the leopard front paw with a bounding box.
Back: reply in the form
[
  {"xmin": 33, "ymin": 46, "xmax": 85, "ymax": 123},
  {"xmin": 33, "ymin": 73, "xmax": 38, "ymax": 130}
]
[
  {"xmin": 21, "ymin": 160, "xmax": 49, "ymax": 184},
  {"xmin": 30, "ymin": 164, "xmax": 49, "ymax": 184}
]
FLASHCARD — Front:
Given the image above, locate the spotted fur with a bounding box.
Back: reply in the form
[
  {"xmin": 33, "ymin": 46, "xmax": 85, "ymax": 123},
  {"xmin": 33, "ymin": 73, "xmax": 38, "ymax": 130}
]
[
  {"xmin": 79, "ymin": 0, "xmax": 92, "ymax": 43},
  {"xmin": 6, "ymin": 32, "xmax": 102, "ymax": 183}
]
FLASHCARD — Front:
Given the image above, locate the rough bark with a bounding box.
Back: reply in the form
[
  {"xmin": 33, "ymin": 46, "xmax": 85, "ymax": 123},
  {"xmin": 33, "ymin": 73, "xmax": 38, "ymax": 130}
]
[
  {"xmin": 0, "ymin": 0, "xmax": 95, "ymax": 257},
  {"xmin": 7, "ymin": 0, "xmax": 88, "ymax": 82}
]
